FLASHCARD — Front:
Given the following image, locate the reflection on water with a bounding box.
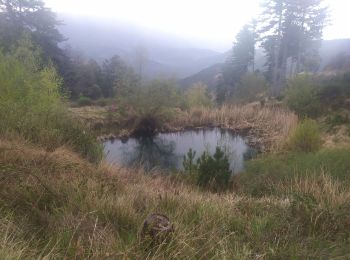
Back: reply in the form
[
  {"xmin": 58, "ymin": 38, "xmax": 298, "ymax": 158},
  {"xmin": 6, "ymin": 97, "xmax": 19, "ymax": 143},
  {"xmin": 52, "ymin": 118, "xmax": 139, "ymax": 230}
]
[{"xmin": 104, "ymin": 128, "xmax": 253, "ymax": 173}]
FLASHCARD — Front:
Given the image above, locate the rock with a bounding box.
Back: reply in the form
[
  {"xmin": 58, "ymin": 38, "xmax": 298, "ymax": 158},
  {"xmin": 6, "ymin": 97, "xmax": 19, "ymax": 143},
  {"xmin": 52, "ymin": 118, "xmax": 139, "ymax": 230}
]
[{"xmin": 140, "ymin": 213, "xmax": 174, "ymax": 244}]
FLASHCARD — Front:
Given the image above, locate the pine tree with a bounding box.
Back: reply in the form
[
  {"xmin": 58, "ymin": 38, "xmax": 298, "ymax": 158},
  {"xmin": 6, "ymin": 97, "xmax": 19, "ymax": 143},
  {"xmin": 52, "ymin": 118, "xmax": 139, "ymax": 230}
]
[
  {"xmin": 222, "ymin": 22, "xmax": 257, "ymax": 97},
  {"xmin": 259, "ymin": 0, "xmax": 328, "ymax": 94}
]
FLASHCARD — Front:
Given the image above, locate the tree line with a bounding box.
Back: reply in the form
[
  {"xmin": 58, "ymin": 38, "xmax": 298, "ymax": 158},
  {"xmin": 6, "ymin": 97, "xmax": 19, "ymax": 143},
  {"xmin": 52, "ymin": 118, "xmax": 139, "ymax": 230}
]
[
  {"xmin": 219, "ymin": 0, "xmax": 329, "ymax": 102},
  {"xmin": 0, "ymin": 0, "xmax": 330, "ymax": 104}
]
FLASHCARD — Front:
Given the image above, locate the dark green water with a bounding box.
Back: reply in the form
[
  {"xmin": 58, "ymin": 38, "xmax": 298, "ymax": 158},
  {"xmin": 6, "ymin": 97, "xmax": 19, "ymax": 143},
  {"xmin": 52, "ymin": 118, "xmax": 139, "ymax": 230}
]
[{"xmin": 104, "ymin": 128, "xmax": 254, "ymax": 173}]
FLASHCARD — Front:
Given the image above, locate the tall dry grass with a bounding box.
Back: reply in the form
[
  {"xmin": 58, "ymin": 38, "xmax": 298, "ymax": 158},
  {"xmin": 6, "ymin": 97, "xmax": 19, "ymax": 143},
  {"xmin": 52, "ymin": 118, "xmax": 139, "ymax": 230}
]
[
  {"xmin": 70, "ymin": 103, "xmax": 297, "ymax": 151},
  {"xmin": 1, "ymin": 139, "xmax": 350, "ymax": 259},
  {"xmin": 171, "ymin": 104, "xmax": 298, "ymax": 151}
]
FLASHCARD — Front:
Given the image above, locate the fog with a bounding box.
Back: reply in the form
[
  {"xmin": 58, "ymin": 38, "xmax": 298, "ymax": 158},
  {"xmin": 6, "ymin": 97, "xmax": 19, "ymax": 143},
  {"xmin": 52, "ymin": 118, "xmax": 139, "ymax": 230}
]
[{"xmin": 45, "ymin": 0, "xmax": 350, "ymax": 51}]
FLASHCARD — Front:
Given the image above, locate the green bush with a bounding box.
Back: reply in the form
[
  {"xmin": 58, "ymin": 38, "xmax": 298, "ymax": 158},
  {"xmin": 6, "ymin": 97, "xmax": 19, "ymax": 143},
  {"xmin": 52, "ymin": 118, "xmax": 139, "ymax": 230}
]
[
  {"xmin": 285, "ymin": 75, "xmax": 323, "ymax": 118},
  {"xmin": 184, "ymin": 147, "xmax": 232, "ymax": 192},
  {"xmin": 287, "ymin": 119, "xmax": 322, "ymax": 153},
  {"xmin": 0, "ymin": 40, "xmax": 102, "ymax": 163},
  {"xmin": 123, "ymin": 79, "xmax": 185, "ymax": 135},
  {"xmin": 185, "ymin": 82, "xmax": 213, "ymax": 108},
  {"xmin": 77, "ymin": 95, "xmax": 93, "ymax": 106}
]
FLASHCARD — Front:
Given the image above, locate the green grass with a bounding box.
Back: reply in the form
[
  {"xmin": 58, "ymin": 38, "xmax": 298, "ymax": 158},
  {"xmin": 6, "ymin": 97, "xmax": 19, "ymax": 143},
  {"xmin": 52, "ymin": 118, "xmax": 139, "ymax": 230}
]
[{"xmin": 237, "ymin": 148, "xmax": 350, "ymax": 197}]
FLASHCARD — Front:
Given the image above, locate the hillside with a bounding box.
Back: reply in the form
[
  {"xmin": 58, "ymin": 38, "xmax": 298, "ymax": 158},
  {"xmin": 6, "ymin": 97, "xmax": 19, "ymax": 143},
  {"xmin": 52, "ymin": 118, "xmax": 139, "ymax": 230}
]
[
  {"xmin": 178, "ymin": 63, "xmax": 224, "ymax": 89},
  {"xmin": 180, "ymin": 39, "xmax": 350, "ymax": 89}
]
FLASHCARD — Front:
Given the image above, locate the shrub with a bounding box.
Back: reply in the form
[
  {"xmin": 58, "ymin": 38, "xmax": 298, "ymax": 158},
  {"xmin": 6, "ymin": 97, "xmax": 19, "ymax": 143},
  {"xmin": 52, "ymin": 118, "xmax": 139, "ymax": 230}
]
[
  {"xmin": 77, "ymin": 95, "xmax": 93, "ymax": 106},
  {"xmin": 183, "ymin": 148, "xmax": 197, "ymax": 175},
  {"xmin": 184, "ymin": 147, "xmax": 231, "ymax": 192},
  {"xmin": 0, "ymin": 40, "xmax": 102, "ymax": 163},
  {"xmin": 197, "ymin": 147, "xmax": 231, "ymax": 191},
  {"xmin": 124, "ymin": 79, "xmax": 184, "ymax": 134},
  {"xmin": 185, "ymin": 82, "xmax": 213, "ymax": 108},
  {"xmin": 287, "ymin": 119, "xmax": 322, "ymax": 153},
  {"xmin": 285, "ymin": 75, "xmax": 323, "ymax": 118}
]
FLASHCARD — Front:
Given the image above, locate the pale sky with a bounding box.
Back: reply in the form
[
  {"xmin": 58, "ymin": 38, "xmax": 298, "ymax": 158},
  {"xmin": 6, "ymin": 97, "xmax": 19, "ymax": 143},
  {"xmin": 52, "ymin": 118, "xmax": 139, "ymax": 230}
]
[{"xmin": 44, "ymin": 0, "xmax": 350, "ymax": 51}]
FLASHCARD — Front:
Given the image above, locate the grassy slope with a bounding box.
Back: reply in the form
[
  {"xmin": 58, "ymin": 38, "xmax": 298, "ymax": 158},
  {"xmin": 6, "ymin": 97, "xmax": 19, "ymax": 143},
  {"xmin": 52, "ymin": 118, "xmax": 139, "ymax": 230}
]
[{"xmin": 1, "ymin": 139, "xmax": 350, "ymax": 259}]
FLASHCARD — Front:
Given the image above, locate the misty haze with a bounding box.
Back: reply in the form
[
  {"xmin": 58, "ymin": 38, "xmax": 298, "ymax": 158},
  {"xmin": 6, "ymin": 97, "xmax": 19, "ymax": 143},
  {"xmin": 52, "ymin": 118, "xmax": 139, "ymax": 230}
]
[{"xmin": 1, "ymin": 0, "xmax": 350, "ymax": 258}]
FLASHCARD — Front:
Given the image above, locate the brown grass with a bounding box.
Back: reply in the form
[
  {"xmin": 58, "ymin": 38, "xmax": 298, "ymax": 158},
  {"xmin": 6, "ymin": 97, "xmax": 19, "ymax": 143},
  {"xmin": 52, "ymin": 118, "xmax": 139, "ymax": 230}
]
[
  {"xmin": 71, "ymin": 104, "xmax": 298, "ymax": 151},
  {"xmin": 1, "ymin": 139, "xmax": 350, "ymax": 259},
  {"xmin": 171, "ymin": 105, "xmax": 298, "ymax": 151}
]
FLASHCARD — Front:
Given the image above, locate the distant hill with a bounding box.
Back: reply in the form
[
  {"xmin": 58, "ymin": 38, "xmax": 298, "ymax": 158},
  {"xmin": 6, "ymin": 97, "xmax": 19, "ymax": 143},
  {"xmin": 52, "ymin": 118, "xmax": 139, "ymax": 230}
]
[
  {"xmin": 58, "ymin": 14, "xmax": 226, "ymax": 79},
  {"xmin": 178, "ymin": 63, "xmax": 224, "ymax": 89},
  {"xmin": 319, "ymin": 39, "xmax": 350, "ymax": 70},
  {"xmin": 180, "ymin": 39, "xmax": 350, "ymax": 89}
]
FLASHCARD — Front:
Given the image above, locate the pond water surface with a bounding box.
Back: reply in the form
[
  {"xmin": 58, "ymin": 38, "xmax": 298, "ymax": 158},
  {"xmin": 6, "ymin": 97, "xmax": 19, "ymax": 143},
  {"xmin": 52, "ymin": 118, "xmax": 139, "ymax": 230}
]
[{"xmin": 104, "ymin": 128, "xmax": 254, "ymax": 173}]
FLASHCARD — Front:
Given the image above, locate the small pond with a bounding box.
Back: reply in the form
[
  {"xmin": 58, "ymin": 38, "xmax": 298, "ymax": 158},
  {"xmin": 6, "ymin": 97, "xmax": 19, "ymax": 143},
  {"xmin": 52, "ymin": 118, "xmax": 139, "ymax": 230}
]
[{"xmin": 103, "ymin": 128, "xmax": 256, "ymax": 173}]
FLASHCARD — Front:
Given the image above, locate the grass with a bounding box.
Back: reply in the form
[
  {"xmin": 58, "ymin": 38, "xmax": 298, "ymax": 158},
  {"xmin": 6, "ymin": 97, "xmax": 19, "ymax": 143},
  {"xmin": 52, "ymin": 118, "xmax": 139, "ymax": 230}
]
[
  {"xmin": 0, "ymin": 42, "xmax": 103, "ymax": 163},
  {"xmin": 2, "ymin": 42, "xmax": 350, "ymax": 259},
  {"xmin": 71, "ymin": 103, "xmax": 298, "ymax": 151},
  {"xmin": 1, "ymin": 139, "xmax": 350, "ymax": 259},
  {"xmin": 172, "ymin": 104, "xmax": 297, "ymax": 149},
  {"xmin": 236, "ymin": 148, "xmax": 350, "ymax": 197}
]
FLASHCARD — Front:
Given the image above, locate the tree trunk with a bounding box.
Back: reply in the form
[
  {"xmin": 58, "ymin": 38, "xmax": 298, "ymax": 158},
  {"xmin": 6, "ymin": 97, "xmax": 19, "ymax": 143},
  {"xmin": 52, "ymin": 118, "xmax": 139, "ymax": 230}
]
[{"xmin": 272, "ymin": 3, "xmax": 284, "ymax": 95}]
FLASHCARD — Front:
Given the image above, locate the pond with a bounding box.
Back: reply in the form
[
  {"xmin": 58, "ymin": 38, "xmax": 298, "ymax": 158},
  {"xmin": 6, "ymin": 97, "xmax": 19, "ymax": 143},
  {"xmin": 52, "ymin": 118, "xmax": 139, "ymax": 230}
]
[{"xmin": 103, "ymin": 128, "xmax": 256, "ymax": 173}]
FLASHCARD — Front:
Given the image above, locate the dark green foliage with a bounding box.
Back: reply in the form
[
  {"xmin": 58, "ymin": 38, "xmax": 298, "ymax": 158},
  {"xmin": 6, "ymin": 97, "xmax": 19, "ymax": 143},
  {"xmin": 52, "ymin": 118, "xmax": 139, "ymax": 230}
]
[
  {"xmin": 220, "ymin": 22, "xmax": 257, "ymax": 99},
  {"xmin": 183, "ymin": 147, "xmax": 232, "ymax": 192},
  {"xmin": 77, "ymin": 95, "xmax": 93, "ymax": 107},
  {"xmin": 325, "ymin": 113, "xmax": 350, "ymax": 131},
  {"xmin": 285, "ymin": 75, "xmax": 323, "ymax": 117},
  {"xmin": 0, "ymin": 0, "xmax": 73, "ymax": 92},
  {"xmin": 318, "ymin": 72, "xmax": 350, "ymax": 109},
  {"xmin": 196, "ymin": 147, "xmax": 231, "ymax": 191},
  {"xmin": 0, "ymin": 0, "xmax": 64, "ymax": 52},
  {"xmin": 285, "ymin": 73, "xmax": 350, "ymax": 118},
  {"xmin": 102, "ymin": 55, "xmax": 140, "ymax": 98},
  {"xmin": 259, "ymin": 0, "xmax": 328, "ymax": 90},
  {"xmin": 183, "ymin": 148, "xmax": 197, "ymax": 175},
  {"xmin": 288, "ymin": 119, "xmax": 322, "ymax": 153}
]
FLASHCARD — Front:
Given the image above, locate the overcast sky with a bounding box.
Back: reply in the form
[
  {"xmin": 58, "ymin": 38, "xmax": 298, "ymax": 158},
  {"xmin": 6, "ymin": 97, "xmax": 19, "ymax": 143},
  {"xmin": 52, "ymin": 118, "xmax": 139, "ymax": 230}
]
[{"xmin": 44, "ymin": 0, "xmax": 350, "ymax": 51}]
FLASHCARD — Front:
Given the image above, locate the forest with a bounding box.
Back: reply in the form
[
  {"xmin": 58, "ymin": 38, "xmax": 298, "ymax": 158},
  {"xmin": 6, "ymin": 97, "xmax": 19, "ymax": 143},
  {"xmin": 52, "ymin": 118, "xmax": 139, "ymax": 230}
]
[{"xmin": 1, "ymin": 0, "xmax": 350, "ymax": 259}]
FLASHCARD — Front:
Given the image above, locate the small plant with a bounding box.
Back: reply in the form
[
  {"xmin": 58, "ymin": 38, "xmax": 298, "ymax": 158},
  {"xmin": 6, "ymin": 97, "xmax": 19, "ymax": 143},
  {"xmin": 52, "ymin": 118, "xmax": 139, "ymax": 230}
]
[
  {"xmin": 183, "ymin": 148, "xmax": 197, "ymax": 175},
  {"xmin": 183, "ymin": 147, "xmax": 232, "ymax": 192},
  {"xmin": 288, "ymin": 119, "xmax": 322, "ymax": 153},
  {"xmin": 197, "ymin": 147, "xmax": 232, "ymax": 191},
  {"xmin": 77, "ymin": 95, "xmax": 93, "ymax": 106}
]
